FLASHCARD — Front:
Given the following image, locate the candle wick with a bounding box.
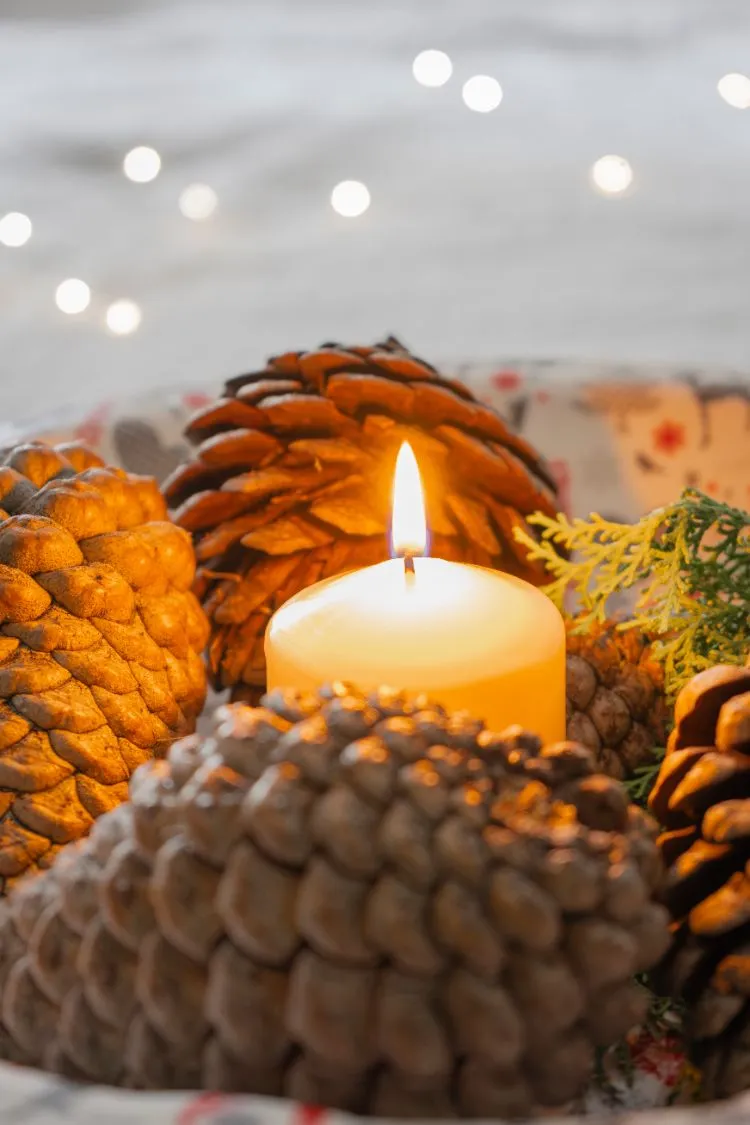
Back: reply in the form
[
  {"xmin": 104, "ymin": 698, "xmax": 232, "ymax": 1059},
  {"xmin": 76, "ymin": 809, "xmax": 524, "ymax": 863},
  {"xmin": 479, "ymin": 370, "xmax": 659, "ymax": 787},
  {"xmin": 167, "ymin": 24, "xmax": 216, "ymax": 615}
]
[{"xmin": 403, "ymin": 553, "xmax": 415, "ymax": 577}]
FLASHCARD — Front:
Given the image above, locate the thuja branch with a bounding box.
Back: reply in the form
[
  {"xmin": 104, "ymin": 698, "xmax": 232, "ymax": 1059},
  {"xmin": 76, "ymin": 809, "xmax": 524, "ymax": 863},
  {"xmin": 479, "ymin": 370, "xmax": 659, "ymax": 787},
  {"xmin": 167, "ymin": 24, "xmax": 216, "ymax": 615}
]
[{"xmin": 515, "ymin": 489, "xmax": 749, "ymax": 697}]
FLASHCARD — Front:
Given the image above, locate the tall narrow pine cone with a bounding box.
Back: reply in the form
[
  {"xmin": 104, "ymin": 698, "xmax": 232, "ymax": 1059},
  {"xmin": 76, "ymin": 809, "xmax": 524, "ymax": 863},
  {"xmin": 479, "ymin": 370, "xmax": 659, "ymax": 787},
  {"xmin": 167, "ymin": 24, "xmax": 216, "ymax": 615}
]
[
  {"xmin": 163, "ymin": 338, "xmax": 559, "ymax": 700},
  {"xmin": 566, "ymin": 619, "xmax": 669, "ymax": 780},
  {"xmin": 648, "ymin": 659, "xmax": 750, "ymax": 1099},
  {"xmin": 0, "ymin": 686, "xmax": 670, "ymax": 1117},
  {"xmin": 0, "ymin": 441, "xmax": 209, "ymax": 893}
]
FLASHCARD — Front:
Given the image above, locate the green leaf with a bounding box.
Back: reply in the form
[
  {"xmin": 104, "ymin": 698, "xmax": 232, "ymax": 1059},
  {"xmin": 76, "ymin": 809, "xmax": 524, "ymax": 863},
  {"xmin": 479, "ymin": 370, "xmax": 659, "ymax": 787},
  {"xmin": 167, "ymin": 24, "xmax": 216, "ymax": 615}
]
[{"xmin": 623, "ymin": 747, "xmax": 666, "ymax": 809}]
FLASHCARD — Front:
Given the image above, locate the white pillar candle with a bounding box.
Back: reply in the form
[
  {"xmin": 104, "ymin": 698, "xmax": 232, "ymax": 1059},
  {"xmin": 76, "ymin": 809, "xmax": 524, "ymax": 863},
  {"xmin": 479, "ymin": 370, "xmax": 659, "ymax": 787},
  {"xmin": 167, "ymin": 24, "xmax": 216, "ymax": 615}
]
[{"xmin": 266, "ymin": 444, "xmax": 565, "ymax": 743}]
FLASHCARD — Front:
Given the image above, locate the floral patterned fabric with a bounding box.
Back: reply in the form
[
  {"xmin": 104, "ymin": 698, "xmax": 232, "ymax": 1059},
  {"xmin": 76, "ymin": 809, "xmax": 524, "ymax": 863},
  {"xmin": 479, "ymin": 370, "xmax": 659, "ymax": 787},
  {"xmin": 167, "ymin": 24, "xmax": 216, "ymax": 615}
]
[
  {"xmin": 9, "ymin": 361, "xmax": 749, "ymax": 522},
  {"xmin": 0, "ymin": 1051, "xmax": 739, "ymax": 1124},
  {"xmin": 1, "ymin": 360, "xmax": 748, "ymax": 1122}
]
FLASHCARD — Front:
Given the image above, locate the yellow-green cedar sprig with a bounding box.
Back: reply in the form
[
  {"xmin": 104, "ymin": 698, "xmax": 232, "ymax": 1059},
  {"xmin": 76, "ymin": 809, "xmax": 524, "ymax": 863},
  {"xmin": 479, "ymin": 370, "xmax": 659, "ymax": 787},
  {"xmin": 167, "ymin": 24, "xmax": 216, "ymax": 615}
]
[{"xmin": 515, "ymin": 489, "xmax": 749, "ymax": 696}]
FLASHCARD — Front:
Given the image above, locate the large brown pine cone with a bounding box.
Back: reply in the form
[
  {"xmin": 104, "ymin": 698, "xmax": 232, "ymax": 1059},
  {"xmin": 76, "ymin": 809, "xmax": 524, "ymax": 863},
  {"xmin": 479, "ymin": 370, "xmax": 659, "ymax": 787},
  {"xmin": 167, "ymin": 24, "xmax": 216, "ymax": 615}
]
[
  {"xmin": 163, "ymin": 338, "xmax": 559, "ymax": 700},
  {"xmin": 566, "ymin": 620, "xmax": 669, "ymax": 780},
  {"xmin": 0, "ymin": 441, "xmax": 209, "ymax": 893},
  {"xmin": 648, "ymin": 660, "xmax": 750, "ymax": 1099},
  {"xmin": 0, "ymin": 685, "xmax": 670, "ymax": 1117}
]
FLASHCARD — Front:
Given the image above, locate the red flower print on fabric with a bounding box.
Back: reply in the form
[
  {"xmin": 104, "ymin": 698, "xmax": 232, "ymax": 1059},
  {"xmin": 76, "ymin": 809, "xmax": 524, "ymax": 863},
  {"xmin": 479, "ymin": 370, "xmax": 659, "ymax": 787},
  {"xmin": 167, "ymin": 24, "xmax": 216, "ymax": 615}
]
[
  {"xmin": 295, "ymin": 1106, "xmax": 328, "ymax": 1125},
  {"xmin": 176, "ymin": 1093, "xmax": 233, "ymax": 1124},
  {"xmin": 491, "ymin": 370, "xmax": 522, "ymax": 392},
  {"xmin": 627, "ymin": 1031, "xmax": 686, "ymax": 1088},
  {"xmin": 183, "ymin": 392, "xmax": 212, "ymax": 411},
  {"xmin": 652, "ymin": 420, "xmax": 686, "ymax": 455}
]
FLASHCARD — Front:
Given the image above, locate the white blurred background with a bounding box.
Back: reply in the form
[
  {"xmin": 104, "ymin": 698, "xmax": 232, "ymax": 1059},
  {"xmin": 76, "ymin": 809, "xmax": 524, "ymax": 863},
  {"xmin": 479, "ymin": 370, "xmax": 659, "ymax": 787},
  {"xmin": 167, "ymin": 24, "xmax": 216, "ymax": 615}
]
[{"xmin": 0, "ymin": 0, "xmax": 749, "ymax": 419}]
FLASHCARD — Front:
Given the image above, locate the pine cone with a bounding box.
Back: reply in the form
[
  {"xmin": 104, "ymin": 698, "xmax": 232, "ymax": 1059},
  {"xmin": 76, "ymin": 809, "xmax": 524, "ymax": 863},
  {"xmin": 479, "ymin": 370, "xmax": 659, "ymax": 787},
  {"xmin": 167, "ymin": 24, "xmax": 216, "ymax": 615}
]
[
  {"xmin": 0, "ymin": 686, "xmax": 670, "ymax": 1116},
  {"xmin": 648, "ymin": 660, "xmax": 750, "ymax": 1099},
  {"xmin": 0, "ymin": 441, "xmax": 209, "ymax": 892},
  {"xmin": 163, "ymin": 338, "xmax": 559, "ymax": 701},
  {"xmin": 566, "ymin": 619, "xmax": 669, "ymax": 780}
]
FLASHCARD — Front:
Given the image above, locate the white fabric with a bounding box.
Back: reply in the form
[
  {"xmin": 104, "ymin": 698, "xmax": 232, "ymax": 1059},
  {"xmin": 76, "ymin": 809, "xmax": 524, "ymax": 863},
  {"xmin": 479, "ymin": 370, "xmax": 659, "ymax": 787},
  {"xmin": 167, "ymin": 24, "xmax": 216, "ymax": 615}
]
[{"xmin": 1, "ymin": 0, "xmax": 750, "ymax": 421}]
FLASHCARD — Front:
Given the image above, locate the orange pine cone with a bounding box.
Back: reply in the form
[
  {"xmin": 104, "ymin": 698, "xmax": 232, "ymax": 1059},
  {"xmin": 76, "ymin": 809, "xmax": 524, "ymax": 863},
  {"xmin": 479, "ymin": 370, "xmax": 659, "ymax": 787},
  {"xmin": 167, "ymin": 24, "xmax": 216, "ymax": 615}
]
[
  {"xmin": 0, "ymin": 440, "xmax": 209, "ymax": 892},
  {"xmin": 164, "ymin": 338, "xmax": 559, "ymax": 700}
]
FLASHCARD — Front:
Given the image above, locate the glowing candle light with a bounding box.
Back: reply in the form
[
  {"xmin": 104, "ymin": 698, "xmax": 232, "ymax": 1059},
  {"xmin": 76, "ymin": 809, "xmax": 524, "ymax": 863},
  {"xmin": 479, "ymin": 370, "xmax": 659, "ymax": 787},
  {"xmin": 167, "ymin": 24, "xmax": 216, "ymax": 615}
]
[{"xmin": 266, "ymin": 442, "xmax": 566, "ymax": 741}]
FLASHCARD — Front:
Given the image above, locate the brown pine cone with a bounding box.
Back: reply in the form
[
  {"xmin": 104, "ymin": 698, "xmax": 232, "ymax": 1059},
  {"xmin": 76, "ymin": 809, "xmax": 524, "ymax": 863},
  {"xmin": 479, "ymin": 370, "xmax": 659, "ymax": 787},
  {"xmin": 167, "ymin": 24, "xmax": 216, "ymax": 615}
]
[
  {"xmin": 0, "ymin": 441, "xmax": 209, "ymax": 893},
  {"xmin": 0, "ymin": 685, "xmax": 670, "ymax": 1116},
  {"xmin": 648, "ymin": 660, "xmax": 750, "ymax": 1099},
  {"xmin": 163, "ymin": 338, "xmax": 559, "ymax": 701},
  {"xmin": 566, "ymin": 619, "xmax": 669, "ymax": 780}
]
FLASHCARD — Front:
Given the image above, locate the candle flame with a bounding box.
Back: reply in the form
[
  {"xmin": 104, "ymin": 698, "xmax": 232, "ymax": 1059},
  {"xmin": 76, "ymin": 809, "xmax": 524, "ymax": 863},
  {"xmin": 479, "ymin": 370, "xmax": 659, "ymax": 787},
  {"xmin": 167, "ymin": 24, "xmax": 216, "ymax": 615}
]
[{"xmin": 391, "ymin": 441, "xmax": 427, "ymax": 558}]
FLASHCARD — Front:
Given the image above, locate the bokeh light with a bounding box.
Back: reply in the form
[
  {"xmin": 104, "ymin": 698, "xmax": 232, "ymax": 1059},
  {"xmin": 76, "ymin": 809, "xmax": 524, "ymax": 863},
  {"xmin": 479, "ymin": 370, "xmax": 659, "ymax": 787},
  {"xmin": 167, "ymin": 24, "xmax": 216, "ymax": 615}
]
[
  {"xmin": 331, "ymin": 180, "xmax": 371, "ymax": 218},
  {"xmin": 462, "ymin": 75, "xmax": 503, "ymax": 113},
  {"xmin": 591, "ymin": 154, "xmax": 633, "ymax": 195},
  {"xmin": 412, "ymin": 50, "xmax": 453, "ymax": 88},
  {"xmin": 123, "ymin": 146, "xmax": 162, "ymax": 183},
  {"xmin": 0, "ymin": 212, "xmax": 32, "ymax": 248},
  {"xmin": 717, "ymin": 73, "xmax": 750, "ymax": 109},
  {"xmin": 106, "ymin": 299, "xmax": 142, "ymax": 335},
  {"xmin": 179, "ymin": 183, "xmax": 218, "ymax": 221},
  {"xmin": 55, "ymin": 279, "xmax": 91, "ymax": 315}
]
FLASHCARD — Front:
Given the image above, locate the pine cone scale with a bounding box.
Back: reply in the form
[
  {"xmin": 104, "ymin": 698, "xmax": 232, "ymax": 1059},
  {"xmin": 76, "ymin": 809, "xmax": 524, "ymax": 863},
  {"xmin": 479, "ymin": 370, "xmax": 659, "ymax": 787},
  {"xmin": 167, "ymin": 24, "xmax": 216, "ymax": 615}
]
[
  {"xmin": 669, "ymin": 751, "xmax": 750, "ymax": 822},
  {"xmin": 704, "ymin": 800, "xmax": 750, "ymax": 844},
  {"xmin": 649, "ymin": 746, "xmax": 707, "ymax": 826},
  {"xmin": 671, "ymin": 666, "xmax": 750, "ymax": 753},
  {"xmin": 689, "ymin": 875, "xmax": 750, "ymax": 938},
  {"xmin": 718, "ymin": 692, "xmax": 750, "ymax": 752}
]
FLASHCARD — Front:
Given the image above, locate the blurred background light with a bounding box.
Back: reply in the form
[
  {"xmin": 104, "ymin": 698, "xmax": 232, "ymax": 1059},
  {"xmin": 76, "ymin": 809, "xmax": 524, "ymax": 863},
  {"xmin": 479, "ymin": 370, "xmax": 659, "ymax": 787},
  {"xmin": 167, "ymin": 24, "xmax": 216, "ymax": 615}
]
[
  {"xmin": 106, "ymin": 299, "xmax": 142, "ymax": 336},
  {"xmin": 412, "ymin": 50, "xmax": 453, "ymax": 88},
  {"xmin": 591, "ymin": 155, "xmax": 634, "ymax": 195},
  {"xmin": 331, "ymin": 180, "xmax": 371, "ymax": 217},
  {"xmin": 123, "ymin": 146, "xmax": 162, "ymax": 183},
  {"xmin": 179, "ymin": 183, "xmax": 218, "ymax": 221},
  {"xmin": 55, "ymin": 279, "xmax": 91, "ymax": 315},
  {"xmin": 0, "ymin": 212, "xmax": 32, "ymax": 248},
  {"xmin": 2, "ymin": 0, "xmax": 750, "ymax": 418},
  {"xmin": 717, "ymin": 72, "xmax": 750, "ymax": 108},
  {"xmin": 462, "ymin": 75, "xmax": 503, "ymax": 112}
]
